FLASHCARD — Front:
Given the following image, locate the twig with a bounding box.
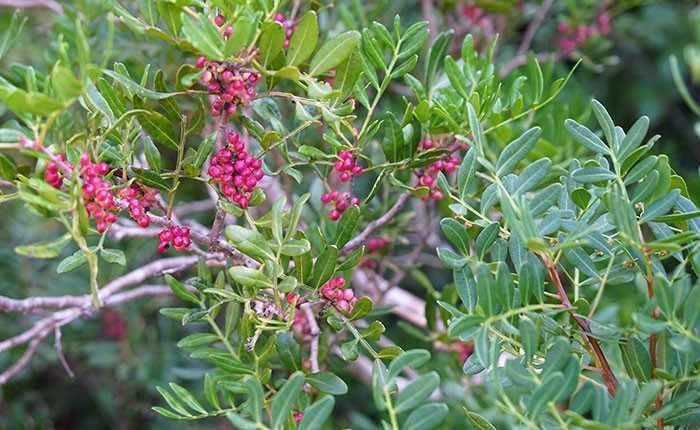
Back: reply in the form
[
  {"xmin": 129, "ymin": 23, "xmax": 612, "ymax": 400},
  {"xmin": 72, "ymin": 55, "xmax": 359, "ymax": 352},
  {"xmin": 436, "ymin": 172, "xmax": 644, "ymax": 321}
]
[
  {"xmin": 545, "ymin": 259, "xmax": 619, "ymax": 395},
  {"xmin": 301, "ymin": 304, "xmax": 320, "ymax": 374},
  {"xmin": 54, "ymin": 327, "xmax": 74, "ymax": 378},
  {"xmin": 516, "ymin": 0, "xmax": 554, "ymax": 58},
  {"xmin": 0, "ymin": 0, "xmax": 63, "ymax": 15},
  {"xmin": 341, "ymin": 191, "xmax": 411, "ymax": 255}
]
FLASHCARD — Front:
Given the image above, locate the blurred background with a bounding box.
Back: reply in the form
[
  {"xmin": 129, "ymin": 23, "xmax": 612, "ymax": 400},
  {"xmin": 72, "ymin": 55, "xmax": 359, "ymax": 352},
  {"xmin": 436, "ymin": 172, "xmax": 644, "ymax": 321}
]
[{"xmin": 0, "ymin": 0, "xmax": 699, "ymax": 428}]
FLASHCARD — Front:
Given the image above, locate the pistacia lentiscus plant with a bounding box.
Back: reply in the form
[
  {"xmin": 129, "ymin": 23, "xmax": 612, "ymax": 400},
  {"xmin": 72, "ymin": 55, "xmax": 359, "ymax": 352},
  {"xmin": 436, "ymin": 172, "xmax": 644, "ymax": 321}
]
[{"xmin": 0, "ymin": 1, "xmax": 699, "ymax": 429}]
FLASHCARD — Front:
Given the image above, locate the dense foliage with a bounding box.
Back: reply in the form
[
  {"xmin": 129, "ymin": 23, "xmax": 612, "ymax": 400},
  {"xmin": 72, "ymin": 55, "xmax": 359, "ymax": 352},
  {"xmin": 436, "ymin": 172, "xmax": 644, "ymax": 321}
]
[{"xmin": 1, "ymin": 1, "xmax": 700, "ymax": 429}]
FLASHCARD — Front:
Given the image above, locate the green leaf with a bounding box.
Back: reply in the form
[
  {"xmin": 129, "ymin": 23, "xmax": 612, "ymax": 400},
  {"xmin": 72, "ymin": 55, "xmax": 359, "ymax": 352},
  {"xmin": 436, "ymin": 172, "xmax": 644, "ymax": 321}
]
[
  {"xmin": 457, "ymin": 147, "xmax": 477, "ymax": 201},
  {"xmin": 388, "ymin": 349, "xmax": 431, "ymax": 380},
  {"xmin": 144, "ymin": 137, "xmax": 162, "ymax": 172},
  {"xmin": 495, "ymin": 127, "xmax": 541, "ymax": 177},
  {"xmin": 277, "ymin": 332, "xmax": 302, "ymax": 371},
  {"xmin": 519, "ymin": 260, "xmax": 539, "ymax": 304},
  {"xmin": 571, "ymin": 166, "xmax": 616, "ymax": 183},
  {"xmin": 392, "ymin": 54, "xmax": 419, "ymax": 78},
  {"xmin": 617, "ymin": 115, "xmax": 649, "ymax": 162},
  {"xmin": 591, "ymin": 99, "xmax": 618, "ymax": 151},
  {"xmin": 653, "ymin": 274, "xmax": 675, "ymax": 319},
  {"xmin": 640, "ymin": 189, "xmax": 680, "ymax": 223},
  {"xmin": 372, "ymin": 359, "xmax": 391, "ymax": 410},
  {"xmin": 620, "ymin": 337, "xmax": 651, "ymax": 382},
  {"xmin": 436, "ymin": 247, "xmax": 468, "ymax": 269},
  {"xmin": 15, "ymin": 233, "xmax": 71, "ymax": 259},
  {"xmin": 333, "ymin": 48, "xmax": 361, "ymax": 99},
  {"xmin": 165, "ymin": 274, "xmax": 199, "ymax": 304},
  {"xmin": 225, "ymin": 225, "xmax": 275, "ymax": 263},
  {"xmin": 259, "ymin": 21, "xmax": 285, "ymax": 68},
  {"xmin": 362, "ymin": 320, "xmax": 386, "ymax": 341},
  {"xmin": 394, "ymin": 371, "xmax": 440, "ymax": 413},
  {"xmin": 467, "ymin": 103, "xmax": 484, "ymax": 155},
  {"xmin": 129, "ymin": 167, "xmax": 172, "ymax": 191},
  {"xmin": 425, "ymin": 30, "xmax": 453, "ymax": 90},
  {"xmin": 513, "ymin": 158, "xmax": 551, "ymax": 197},
  {"xmin": 520, "ymin": 318, "xmax": 539, "ymax": 364},
  {"xmin": 100, "ymin": 248, "xmax": 126, "ymax": 266},
  {"xmin": 156, "ymin": 385, "xmax": 193, "ymax": 417},
  {"xmin": 381, "ymin": 111, "xmax": 407, "ymax": 162},
  {"xmin": 309, "ymin": 30, "xmax": 361, "ymax": 76},
  {"xmin": 57, "ymin": 249, "xmax": 88, "ymax": 273},
  {"xmin": 349, "ymin": 296, "xmax": 373, "ymax": 321},
  {"xmin": 475, "ymin": 222, "xmax": 499, "ymax": 260},
  {"xmin": 334, "ymin": 205, "xmax": 360, "ymax": 248},
  {"xmin": 224, "ymin": 16, "xmax": 253, "ymax": 58},
  {"xmin": 135, "ymin": 109, "xmax": 179, "ymax": 151},
  {"xmin": 210, "ymin": 353, "xmax": 255, "ymax": 375},
  {"xmin": 287, "ymin": 11, "xmax": 319, "ymax": 66},
  {"xmin": 565, "ymin": 119, "xmax": 609, "ymax": 155},
  {"xmin": 169, "ymin": 382, "xmax": 207, "ymax": 414},
  {"xmin": 403, "ymin": 403, "xmax": 449, "ymax": 430},
  {"xmin": 245, "ymin": 377, "xmax": 264, "ymax": 422},
  {"xmin": 683, "ymin": 285, "xmax": 700, "ymax": 331},
  {"xmin": 156, "ymin": 1, "xmax": 181, "ymax": 36},
  {"xmin": 528, "ymin": 372, "xmax": 566, "ymax": 419},
  {"xmin": 440, "ymin": 218, "xmax": 470, "ymax": 254},
  {"xmin": 305, "ymin": 372, "xmax": 348, "ymax": 395},
  {"xmin": 280, "ymin": 239, "xmax": 311, "ymax": 257},
  {"xmin": 181, "ymin": 12, "xmax": 224, "ymax": 60},
  {"xmin": 476, "ymin": 263, "xmax": 498, "ymax": 316},
  {"xmin": 398, "ymin": 21, "xmax": 429, "ymax": 60},
  {"xmin": 229, "ymin": 266, "xmax": 273, "ymax": 291},
  {"xmin": 298, "ymin": 396, "xmax": 335, "ymax": 430},
  {"xmin": 271, "ymin": 372, "xmax": 305, "ymax": 430},
  {"xmin": 177, "ymin": 333, "xmax": 219, "ymax": 348},
  {"xmin": 455, "ymin": 264, "xmax": 477, "ymax": 313},
  {"xmin": 226, "ymin": 412, "xmax": 258, "ymax": 430},
  {"xmin": 103, "ymin": 69, "xmax": 181, "ymax": 100},
  {"xmin": 444, "ymin": 56, "xmax": 468, "ymax": 99},
  {"xmin": 312, "ymin": 245, "xmax": 338, "ymax": 289},
  {"xmin": 465, "ymin": 410, "xmax": 497, "ymax": 430}
]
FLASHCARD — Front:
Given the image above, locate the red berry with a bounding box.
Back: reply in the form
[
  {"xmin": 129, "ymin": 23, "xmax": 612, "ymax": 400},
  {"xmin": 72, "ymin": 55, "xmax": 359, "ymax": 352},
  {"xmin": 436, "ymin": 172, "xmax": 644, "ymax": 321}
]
[
  {"xmin": 336, "ymin": 200, "xmax": 348, "ymax": 211},
  {"xmin": 158, "ymin": 240, "xmax": 170, "ymax": 253},
  {"xmin": 339, "ymin": 172, "xmax": 351, "ymax": 182},
  {"xmin": 239, "ymin": 196, "xmax": 249, "ymax": 209},
  {"xmin": 180, "ymin": 227, "xmax": 190, "ymax": 237},
  {"xmin": 351, "ymin": 165, "xmax": 363, "ymax": 175},
  {"xmin": 321, "ymin": 193, "xmax": 332, "ymax": 204},
  {"xmin": 328, "ymin": 210, "xmax": 340, "ymax": 221},
  {"xmin": 104, "ymin": 212, "xmax": 117, "ymax": 224},
  {"xmin": 80, "ymin": 152, "xmax": 91, "ymax": 165},
  {"xmin": 227, "ymin": 131, "xmax": 240, "ymax": 145},
  {"xmin": 337, "ymin": 299, "xmax": 349, "ymax": 311},
  {"xmin": 214, "ymin": 14, "xmax": 225, "ymax": 26},
  {"xmin": 286, "ymin": 293, "xmax": 298, "ymax": 305},
  {"xmin": 293, "ymin": 412, "xmax": 303, "ymax": 423},
  {"xmin": 334, "ymin": 276, "xmax": 346, "ymax": 288},
  {"xmin": 208, "ymin": 165, "xmax": 223, "ymax": 178},
  {"xmin": 138, "ymin": 216, "xmax": 150, "ymax": 228},
  {"xmin": 96, "ymin": 221, "xmax": 108, "ymax": 234},
  {"xmin": 159, "ymin": 230, "xmax": 173, "ymax": 242}
]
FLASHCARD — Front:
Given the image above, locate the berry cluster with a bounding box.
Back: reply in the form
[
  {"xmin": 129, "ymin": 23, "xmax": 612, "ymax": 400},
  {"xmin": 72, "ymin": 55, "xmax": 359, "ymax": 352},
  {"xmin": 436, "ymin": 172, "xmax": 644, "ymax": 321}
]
[
  {"xmin": 359, "ymin": 236, "xmax": 390, "ymax": 270},
  {"xmin": 333, "ymin": 150, "xmax": 363, "ymax": 183},
  {"xmin": 273, "ymin": 13, "xmax": 296, "ymax": 48},
  {"xmin": 45, "ymin": 153, "xmax": 72, "ymax": 188},
  {"xmin": 196, "ymin": 58, "xmax": 261, "ymax": 118},
  {"xmin": 321, "ymin": 190, "xmax": 360, "ymax": 221},
  {"xmin": 320, "ymin": 276, "xmax": 358, "ymax": 313},
  {"xmin": 557, "ymin": 12, "xmax": 611, "ymax": 53},
  {"xmin": 157, "ymin": 226, "xmax": 191, "ymax": 253},
  {"xmin": 117, "ymin": 184, "xmax": 158, "ymax": 229},
  {"xmin": 414, "ymin": 139, "xmax": 460, "ymax": 201},
  {"xmin": 208, "ymin": 131, "xmax": 264, "ymax": 209}
]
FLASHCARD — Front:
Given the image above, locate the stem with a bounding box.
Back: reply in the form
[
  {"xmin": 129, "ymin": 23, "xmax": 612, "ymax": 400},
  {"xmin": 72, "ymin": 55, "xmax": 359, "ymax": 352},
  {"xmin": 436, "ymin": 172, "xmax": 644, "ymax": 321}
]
[
  {"xmin": 383, "ymin": 388, "xmax": 400, "ymax": 430},
  {"xmin": 545, "ymin": 258, "xmax": 619, "ymax": 395},
  {"xmin": 643, "ymin": 246, "xmax": 664, "ymax": 428}
]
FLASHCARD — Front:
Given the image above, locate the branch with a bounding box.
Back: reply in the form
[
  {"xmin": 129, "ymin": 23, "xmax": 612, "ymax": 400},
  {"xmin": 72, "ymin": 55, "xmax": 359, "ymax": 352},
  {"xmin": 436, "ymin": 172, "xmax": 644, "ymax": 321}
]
[
  {"xmin": 516, "ymin": 0, "xmax": 554, "ymax": 58},
  {"xmin": 301, "ymin": 303, "xmax": 320, "ymax": 374},
  {"xmin": 0, "ymin": 0, "xmax": 63, "ymax": 15},
  {"xmin": 341, "ymin": 191, "xmax": 411, "ymax": 255},
  {"xmin": 546, "ymin": 259, "xmax": 619, "ymax": 395}
]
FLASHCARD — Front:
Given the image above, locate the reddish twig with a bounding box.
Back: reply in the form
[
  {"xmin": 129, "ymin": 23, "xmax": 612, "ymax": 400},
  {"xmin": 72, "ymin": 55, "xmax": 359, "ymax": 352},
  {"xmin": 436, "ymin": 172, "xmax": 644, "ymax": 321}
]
[{"xmin": 546, "ymin": 259, "xmax": 619, "ymax": 396}]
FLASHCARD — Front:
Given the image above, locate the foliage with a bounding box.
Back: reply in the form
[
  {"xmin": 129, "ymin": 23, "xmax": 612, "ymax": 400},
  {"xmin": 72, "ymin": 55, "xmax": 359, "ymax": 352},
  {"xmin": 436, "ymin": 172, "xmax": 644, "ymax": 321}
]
[{"xmin": 1, "ymin": 1, "xmax": 699, "ymax": 429}]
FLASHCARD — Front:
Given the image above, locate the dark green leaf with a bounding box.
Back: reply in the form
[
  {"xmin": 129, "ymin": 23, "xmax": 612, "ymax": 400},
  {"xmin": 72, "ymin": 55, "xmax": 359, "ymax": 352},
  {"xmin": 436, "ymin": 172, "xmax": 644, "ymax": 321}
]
[
  {"xmin": 306, "ymin": 372, "xmax": 348, "ymax": 395},
  {"xmin": 270, "ymin": 372, "xmax": 305, "ymax": 430},
  {"xmin": 165, "ymin": 274, "xmax": 199, "ymax": 304},
  {"xmin": 129, "ymin": 167, "xmax": 172, "ymax": 191},
  {"xmin": 309, "ymin": 30, "xmax": 361, "ymax": 76},
  {"xmin": 312, "ymin": 245, "xmax": 338, "ymax": 289},
  {"xmin": 394, "ymin": 371, "xmax": 440, "ymax": 413},
  {"xmin": 287, "ymin": 11, "xmax": 319, "ymax": 66},
  {"xmin": 229, "ymin": 266, "xmax": 273, "ymax": 290},
  {"xmin": 495, "ymin": 127, "xmax": 541, "ymax": 176},
  {"xmin": 334, "ymin": 205, "xmax": 360, "ymax": 248},
  {"xmin": 403, "ymin": 403, "xmax": 449, "ymax": 430},
  {"xmin": 455, "ymin": 264, "xmax": 477, "ymax": 313},
  {"xmin": 565, "ymin": 119, "xmax": 609, "ymax": 155},
  {"xmin": 298, "ymin": 396, "xmax": 335, "ymax": 430}
]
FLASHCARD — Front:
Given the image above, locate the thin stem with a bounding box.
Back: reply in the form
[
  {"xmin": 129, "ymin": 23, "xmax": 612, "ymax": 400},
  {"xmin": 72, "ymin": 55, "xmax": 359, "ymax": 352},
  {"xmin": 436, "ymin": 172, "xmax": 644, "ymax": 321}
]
[{"xmin": 545, "ymin": 258, "xmax": 619, "ymax": 395}]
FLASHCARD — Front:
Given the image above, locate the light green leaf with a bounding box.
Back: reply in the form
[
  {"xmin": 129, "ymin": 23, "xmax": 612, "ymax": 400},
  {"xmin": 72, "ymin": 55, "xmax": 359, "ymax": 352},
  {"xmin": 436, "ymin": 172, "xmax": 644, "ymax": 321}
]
[{"xmin": 309, "ymin": 31, "xmax": 361, "ymax": 76}]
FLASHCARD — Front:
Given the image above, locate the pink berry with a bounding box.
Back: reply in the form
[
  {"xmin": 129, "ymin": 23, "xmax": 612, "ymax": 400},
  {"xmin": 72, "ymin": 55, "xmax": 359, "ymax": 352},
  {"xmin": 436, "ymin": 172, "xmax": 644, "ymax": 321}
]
[
  {"xmin": 286, "ymin": 293, "xmax": 298, "ymax": 305},
  {"xmin": 239, "ymin": 196, "xmax": 249, "ymax": 208},
  {"xmin": 227, "ymin": 131, "xmax": 240, "ymax": 144},
  {"xmin": 334, "ymin": 276, "xmax": 346, "ymax": 288},
  {"xmin": 328, "ymin": 210, "xmax": 340, "ymax": 221},
  {"xmin": 351, "ymin": 165, "xmax": 363, "ymax": 175},
  {"xmin": 350, "ymin": 197, "xmax": 360, "ymax": 206},
  {"xmin": 96, "ymin": 221, "xmax": 108, "ymax": 234},
  {"xmin": 337, "ymin": 300, "xmax": 349, "ymax": 311},
  {"xmin": 321, "ymin": 193, "xmax": 332, "ymax": 204},
  {"xmin": 158, "ymin": 241, "xmax": 170, "ymax": 253},
  {"xmin": 336, "ymin": 200, "xmax": 348, "ymax": 211},
  {"xmin": 138, "ymin": 216, "xmax": 150, "ymax": 228},
  {"xmin": 214, "ymin": 14, "xmax": 225, "ymax": 26},
  {"xmin": 80, "ymin": 152, "xmax": 90, "ymax": 165},
  {"xmin": 339, "ymin": 172, "xmax": 351, "ymax": 182},
  {"xmin": 208, "ymin": 165, "xmax": 223, "ymax": 178},
  {"xmin": 104, "ymin": 212, "xmax": 117, "ymax": 224},
  {"xmin": 196, "ymin": 56, "xmax": 208, "ymax": 68},
  {"xmin": 202, "ymin": 70, "xmax": 213, "ymax": 82}
]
